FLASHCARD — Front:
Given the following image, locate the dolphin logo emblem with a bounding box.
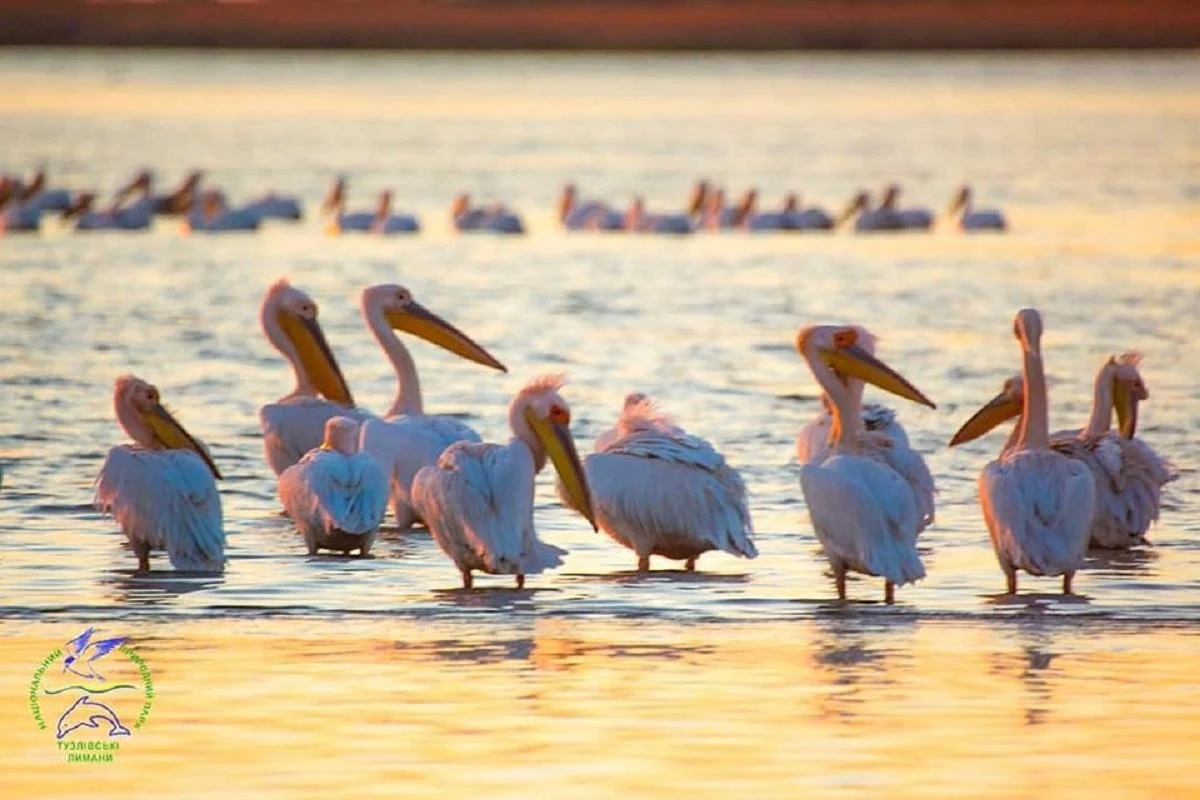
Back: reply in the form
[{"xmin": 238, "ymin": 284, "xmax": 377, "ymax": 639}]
[{"xmin": 56, "ymin": 696, "xmax": 131, "ymax": 740}]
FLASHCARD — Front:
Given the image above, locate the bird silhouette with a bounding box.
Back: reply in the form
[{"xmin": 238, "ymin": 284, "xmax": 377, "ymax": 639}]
[{"xmin": 62, "ymin": 628, "xmax": 128, "ymax": 681}]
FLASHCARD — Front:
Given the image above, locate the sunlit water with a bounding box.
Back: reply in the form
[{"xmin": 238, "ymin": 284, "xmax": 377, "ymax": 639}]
[{"xmin": 1, "ymin": 50, "xmax": 1199, "ymax": 796}]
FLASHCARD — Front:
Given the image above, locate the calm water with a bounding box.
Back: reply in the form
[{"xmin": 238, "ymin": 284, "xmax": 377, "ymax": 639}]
[{"xmin": 1, "ymin": 49, "xmax": 1199, "ymax": 797}]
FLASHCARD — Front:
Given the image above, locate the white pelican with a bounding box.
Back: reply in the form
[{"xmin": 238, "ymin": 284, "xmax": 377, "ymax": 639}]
[
  {"xmin": 835, "ymin": 191, "xmax": 903, "ymax": 232},
  {"xmin": 796, "ymin": 325, "xmax": 936, "ymax": 603},
  {"xmin": 947, "ymin": 185, "xmax": 1007, "ymax": 231},
  {"xmin": 259, "ymin": 279, "xmax": 371, "ymax": 476},
  {"xmin": 559, "ymin": 183, "xmax": 622, "ymax": 231},
  {"xmin": 700, "ymin": 187, "xmax": 738, "ymax": 230},
  {"xmin": 562, "ymin": 393, "xmax": 756, "ymax": 571},
  {"xmin": 64, "ymin": 190, "xmax": 153, "ymax": 231},
  {"xmin": 734, "ymin": 189, "xmax": 790, "ymax": 231},
  {"xmin": 370, "ymin": 191, "xmax": 420, "ymax": 234},
  {"xmin": 278, "ymin": 416, "xmax": 388, "ymax": 556},
  {"xmin": 623, "ymin": 195, "xmax": 694, "ymax": 234},
  {"xmin": 20, "ymin": 168, "xmax": 73, "ymax": 213},
  {"xmin": 150, "ymin": 170, "xmax": 203, "ymax": 216},
  {"xmin": 412, "ymin": 374, "xmax": 597, "ymax": 588},
  {"xmin": 0, "ymin": 177, "xmax": 40, "ymax": 233},
  {"xmin": 94, "ymin": 375, "xmax": 225, "ymax": 572},
  {"xmin": 782, "ymin": 192, "xmax": 835, "ymax": 231},
  {"xmin": 184, "ymin": 190, "xmax": 261, "ymax": 232},
  {"xmin": 879, "ymin": 184, "xmax": 933, "ymax": 230},
  {"xmin": 452, "ymin": 193, "xmax": 525, "ymax": 234},
  {"xmin": 950, "ymin": 352, "xmax": 1174, "ymax": 550},
  {"xmin": 356, "ymin": 283, "xmax": 508, "ymax": 528},
  {"xmin": 795, "ymin": 329, "xmax": 936, "ymax": 534},
  {"xmin": 958, "ymin": 309, "xmax": 1095, "ymax": 594}
]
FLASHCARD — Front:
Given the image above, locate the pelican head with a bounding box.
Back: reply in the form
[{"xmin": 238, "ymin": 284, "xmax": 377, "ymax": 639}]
[
  {"xmin": 1111, "ymin": 352, "xmax": 1147, "ymax": 438},
  {"xmin": 113, "ymin": 375, "xmax": 221, "ymax": 479},
  {"xmin": 322, "ymin": 176, "xmax": 347, "ymax": 215},
  {"xmin": 836, "ymin": 191, "xmax": 870, "ymax": 227},
  {"xmin": 947, "ymin": 184, "xmax": 971, "ymax": 215},
  {"xmin": 261, "ymin": 279, "xmax": 354, "ymax": 405},
  {"xmin": 510, "ymin": 374, "xmax": 597, "ymax": 531},
  {"xmin": 687, "ymin": 180, "xmax": 710, "ymax": 216},
  {"xmin": 361, "ymin": 284, "xmax": 507, "ymax": 372},
  {"xmin": 451, "ymin": 193, "xmax": 470, "ymax": 219},
  {"xmin": 622, "ymin": 391, "xmax": 647, "ymax": 409},
  {"xmin": 321, "ymin": 416, "xmax": 361, "ymax": 456},
  {"xmin": 63, "ymin": 191, "xmax": 96, "ymax": 219},
  {"xmin": 558, "ymin": 182, "xmax": 577, "ymax": 223},
  {"xmin": 880, "ymin": 184, "xmax": 901, "ymax": 210},
  {"xmin": 796, "ymin": 324, "xmax": 935, "ymax": 408},
  {"xmin": 1013, "ymin": 307, "xmax": 1043, "ymax": 350},
  {"xmin": 783, "ymin": 192, "xmax": 799, "ymax": 212},
  {"xmin": 948, "ymin": 372, "xmax": 1024, "ymax": 447}
]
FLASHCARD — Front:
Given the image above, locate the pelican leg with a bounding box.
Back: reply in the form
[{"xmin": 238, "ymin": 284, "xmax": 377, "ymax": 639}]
[
  {"xmin": 134, "ymin": 542, "xmax": 150, "ymax": 572},
  {"xmin": 637, "ymin": 555, "xmax": 650, "ymax": 572},
  {"xmin": 685, "ymin": 557, "xmax": 696, "ymax": 572},
  {"xmin": 834, "ymin": 565, "xmax": 847, "ymax": 600},
  {"xmin": 460, "ymin": 569, "xmax": 473, "ymax": 589},
  {"xmin": 1062, "ymin": 571, "xmax": 1074, "ymax": 595},
  {"xmin": 516, "ymin": 574, "xmax": 525, "ymax": 590},
  {"xmin": 884, "ymin": 581, "xmax": 895, "ymax": 605},
  {"xmin": 1004, "ymin": 565, "xmax": 1018, "ymax": 595}
]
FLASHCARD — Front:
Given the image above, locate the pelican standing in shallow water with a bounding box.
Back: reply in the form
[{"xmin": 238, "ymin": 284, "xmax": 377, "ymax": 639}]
[
  {"xmin": 795, "ymin": 329, "xmax": 936, "ymax": 535},
  {"xmin": 957, "ymin": 309, "xmax": 1095, "ymax": 594},
  {"xmin": 259, "ymin": 279, "xmax": 371, "ymax": 476},
  {"xmin": 356, "ymin": 283, "xmax": 508, "ymax": 528},
  {"xmin": 412, "ymin": 375, "xmax": 597, "ymax": 588},
  {"xmin": 94, "ymin": 375, "xmax": 225, "ymax": 572},
  {"xmin": 279, "ymin": 417, "xmax": 388, "ymax": 556},
  {"xmin": 796, "ymin": 325, "xmax": 936, "ymax": 603},
  {"xmin": 951, "ymin": 352, "xmax": 1174, "ymax": 550},
  {"xmin": 562, "ymin": 393, "xmax": 756, "ymax": 571}
]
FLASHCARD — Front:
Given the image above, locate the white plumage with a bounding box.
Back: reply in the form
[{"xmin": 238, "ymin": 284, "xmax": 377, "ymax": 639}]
[
  {"xmin": 93, "ymin": 375, "xmax": 224, "ymax": 572},
  {"xmin": 412, "ymin": 374, "xmax": 596, "ymax": 588},
  {"xmin": 354, "ymin": 283, "xmax": 507, "ymax": 528},
  {"xmin": 567, "ymin": 393, "xmax": 756, "ymax": 571},
  {"xmin": 261, "ymin": 399, "xmax": 375, "ymax": 477},
  {"xmin": 279, "ymin": 417, "xmax": 387, "ymax": 556}
]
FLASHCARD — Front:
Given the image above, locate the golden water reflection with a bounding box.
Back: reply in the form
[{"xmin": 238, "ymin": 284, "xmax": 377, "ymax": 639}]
[{"xmin": 3, "ymin": 617, "xmax": 1197, "ymax": 798}]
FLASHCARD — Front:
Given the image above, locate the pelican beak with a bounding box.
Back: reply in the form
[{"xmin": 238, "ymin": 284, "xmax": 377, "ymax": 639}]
[
  {"xmin": 524, "ymin": 407, "xmax": 597, "ymax": 531},
  {"xmin": 276, "ymin": 310, "xmax": 354, "ymax": 405},
  {"xmin": 142, "ymin": 403, "xmax": 222, "ymax": 479},
  {"xmin": 821, "ymin": 345, "xmax": 936, "ymax": 408},
  {"xmin": 1114, "ymin": 381, "xmax": 1139, "ymax": 439},
  {"xmin": 386, "ymin": 302, "xmax": 507, "ymax": 373},
  {"xmin": 949, "ymin": 391, "xmax": 1022, "ymax": 447}
]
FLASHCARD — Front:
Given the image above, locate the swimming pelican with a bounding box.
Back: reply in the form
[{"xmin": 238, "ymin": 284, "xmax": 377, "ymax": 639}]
[
  {"xmin": 880, "ymin": 184, "xmax": 933, "ymax": 230},
  {"xmin": 323, "ymin": 178, "xmax": 374, "ymax": 232},
  {"xmin": 452, "ymin": 193, "xmax": 525, "ymax": 234},
  {"xmin": 279, "ymin": 416, "xmax": 388, "ymax": 556},
  {"xmin": 957, "ymin": 309, "xmax": 1095, "ymax": 594},
  {"xmin": 370, "ymin": 191, "xmax": 420, "ymax": 234},
  {"xmin": 150, "ymin": 170, "xmax": 203, "ymax": 215},
  {"xmin": 783, "ymin": 192, "xmax": 835, "ymax": 230},
  {"xmin": 20, "ymin": 168, "xmax": 73, "ymax": 213},
  {"xmin": 834, "ymin": 190, "xmax": 903, "ymax": 232},
  {"xmin": 559, "ymin": 183, "xmax": 622, "ymax": 231},
  {"xmin": 245, "ymin": 192, "xmax": 303, "ymax": 222},
  {"xmin": 94, "ymin": 375, "xmax": 225, "ymax": 572},
  {"xmin": 184, "ymin": 190, "xmax": 261, "ymax": 232},
  {"xmin": 950, "ymin": 352, "xmax": 1174, "ymax": 550},
  {"xmin": 0, "ymin": 177, "xmax": 40, "ymax": 233},
  {"xmin": 259, "ymin": 279, "xmax": 371, "ymax": 476},
  {"xmin": 700, "ymin": 187, "xmax": 738, "ymax": 230},
  {"xmin": 562, "ymin": 393, "xmax": 756, "ymax": 571},
  {"xmin": 796, "ymin": 325, "xmax": 936, "ymax": 603},
  {"xmin": 412, "ymin": 374, "xmax": 597, "ymax": 588},
  {"xmin": 946, "ymin": 185, "xmax": 1007, "ymax": 231},
  {"xmin": 734, "ymin": 189, "xmax": 790, "ymax": 231},
  {"xmin": 356, "ymin": 283, "xmax": 508, "ymax": 528},
  {"xmin": 623, "ymin": 195, "xmax": 694, "ymax": 234},
  {"xmin": 795, "ymin": 330, "xmax": 936, "ymax": 534}
]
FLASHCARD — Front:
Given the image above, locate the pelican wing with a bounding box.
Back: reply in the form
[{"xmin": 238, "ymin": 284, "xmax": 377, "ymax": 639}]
[
  {"xmin": 796, "ymin": 402, "xmax": 906, "ymax": 463},
  {"xmin": 260, "ymin": 399, "xmax": 374, "ymax": 476},
  {"xmin": 800, "ymin": 454, "xmax": 925, "ymax": 586},
  {"xmin": 95, "ymin": 446, "xmax": 225, "ymax": 572},
  {"xmin": 580, "ymin": 429, "xmax": 756, "ymax": 559},
  {"xmin": 358, "ymin": 414, "xmax": 481, "ymax": 526},
  {"xmin": 413, "ymin": 441, "xmax": 563, "ymax": 575},
  {"xmin": 279, "ymin": 450, "xmax": 388, "ymax": 537},
  {"xmin": 979, "ymin": 450, "xmax": 1094, "ymax": 576}
]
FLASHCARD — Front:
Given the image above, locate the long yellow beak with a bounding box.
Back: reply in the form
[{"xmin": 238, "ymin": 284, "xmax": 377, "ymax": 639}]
[
  {"xmin": 524, "ymin": 407, "xmax": 597, "ymax": 531},
  {"xmin": 822, "ymin": 345, "xmax": 936, "ymax": 408},
  {"xmin": 949, "ymin": 391, "xmax": 1022, "ymax": 447},
  {"xmin": 1114, "ymin": 381, "xmax": 1138, "ymax": 439},
  {"xmin": 277, "ymin": 310, "xmax": 354, "ymax": 405},
  {"xmin": 386, "ymin": 302, "xmax": 507, "ymax": 373},
  {"xmin": 142, "ymin": 403, "xmax": 222, "ymax": 479}
]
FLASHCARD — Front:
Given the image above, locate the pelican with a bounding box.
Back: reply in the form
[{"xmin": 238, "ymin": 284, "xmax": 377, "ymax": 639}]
[
  {"xmin": 796, "ymin": 325, "xmax": 936, "ymax": 603},
  {"xmin": 94, "ymin": 375, "xmax": 225, "ymax": 572},
  {"xmin": 323, "ymin": 177, "xmax": 375, "ymax": 232},
  {"xmin": 783, "ymin": 192, "xmax": 835, "ymax": 231},
  {"xmin": 956, "ymin": 309, "xmax": 1095, "ymax": 594},
  {"xmin": 356, "ymin": 283, "xmax": 508, "ymax": 528},
  {"xmin": 835, "ymin": 190, "xmax": 903, "ymax": 232},
  {"xmin": 452, "ymin": 193, "xmax": 525, "ymax": 234},
  {"xmin": 279, "ymin": 416, "xmax": 388, "ymax": 556},
  {"xmin": 184, "ymin": 190, "xmax": 261, "ymax": 232},
  {"xmin": 150, "ymin": 170, "xmax": 203, "ymax": 215},
  {"xmin": 0, "ymin": 177, "xmax": 40, "ymax": 233},
  {"xmin": 245, "ymin": 192, "xmax": 303, "ymax": 222},
  {"xmin": 370, "ymin": 191, "xmax": 420, "ymax": 234},
  {"xmin": 623, "ymin": 196, "xmax": 694, "ymax": 234},
  {"xmin": 64, "ymin": 189, "xmax": 153, "ymax": 231},
  {"xmin": 795, "ymin": 329, "xmax": 936, "ymax": 534},
  {"xmin": 412, "ymin": 374, "xmax": 597, "ymax": 588},
  {"xmin": 950, "ymin": 352, "xmax": 1174, "ymax": 550},
  {"xmin": 700, "ymin": 187, "xmax": 738, "ymax": 230},
  {"xmin": 879, "ymin": 184, "xmax": 933, "ymax": 230},
  {"xmin": 947, "ymin": 185, "xmax": 1007, "ymax": 231},
  {"xmin": 734, "ymin": 189, "xmax": 790, "ymax": 231},
  {"xmin": 20, "ymin": 168, "xmax": 73, "ymax": 213},
  {"xmin": 562, "ymin": 393, "xmax": 756, "ymax": 571},
  {"xmin": 559, "ymin": 183, "xmax": 622, "ymax": 231},
  {"xmin": 259, "ymin": 279, "xmax": 371, "ymax": 476}
]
